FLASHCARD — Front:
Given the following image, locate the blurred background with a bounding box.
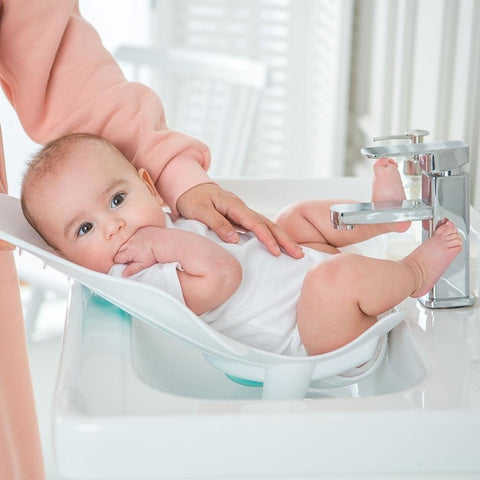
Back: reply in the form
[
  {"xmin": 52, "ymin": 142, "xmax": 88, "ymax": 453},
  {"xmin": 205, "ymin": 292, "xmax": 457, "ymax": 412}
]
[
  {"xmin": 2, "ymin": 0, "xmax": 479, "ymax": 206},
  {"xmin": 2, "ymin": 2, "xmax": 479, "ymax": 477}
]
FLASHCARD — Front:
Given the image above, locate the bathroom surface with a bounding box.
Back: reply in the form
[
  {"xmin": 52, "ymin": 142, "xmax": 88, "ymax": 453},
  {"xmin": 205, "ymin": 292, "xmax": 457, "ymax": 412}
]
[{"xmin": 44, "ymin": 177, "xmax": 480, "ymax": 480}]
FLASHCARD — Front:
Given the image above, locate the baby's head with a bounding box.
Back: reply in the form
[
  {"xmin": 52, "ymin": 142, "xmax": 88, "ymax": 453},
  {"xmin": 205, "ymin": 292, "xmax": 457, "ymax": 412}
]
[{"xmin": 21, "ymin": 133, "xmax": 166, "ymax": 273}]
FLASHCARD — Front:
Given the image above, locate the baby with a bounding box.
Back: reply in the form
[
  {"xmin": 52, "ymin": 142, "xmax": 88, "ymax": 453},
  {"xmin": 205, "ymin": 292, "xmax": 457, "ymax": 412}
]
[{"xmin": 21, "ymin": 133, "xmax": 462, "ymax": 356}]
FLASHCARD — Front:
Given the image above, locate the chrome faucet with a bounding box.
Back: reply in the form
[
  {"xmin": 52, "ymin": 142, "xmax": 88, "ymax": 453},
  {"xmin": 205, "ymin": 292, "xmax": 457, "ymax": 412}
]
[{"xmin": 331, "ymin": 136, "xmax": 473, "ymax": 308}]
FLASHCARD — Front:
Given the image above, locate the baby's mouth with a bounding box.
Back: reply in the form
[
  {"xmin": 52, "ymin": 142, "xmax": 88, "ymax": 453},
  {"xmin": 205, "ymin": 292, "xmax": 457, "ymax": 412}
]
[
  {"xmin": 113, "ymin": 227, "xmax": 143, "ymax": 261},
  {"xmin": 114, "ymin": 232, "xmax": 135, "ymax": 259}
]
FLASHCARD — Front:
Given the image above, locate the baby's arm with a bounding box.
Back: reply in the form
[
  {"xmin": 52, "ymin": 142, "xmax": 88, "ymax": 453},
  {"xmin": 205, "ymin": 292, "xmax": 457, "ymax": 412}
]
[{"xmin": 114, "ymin": 226, "xmax": 242, "ymax": 315}]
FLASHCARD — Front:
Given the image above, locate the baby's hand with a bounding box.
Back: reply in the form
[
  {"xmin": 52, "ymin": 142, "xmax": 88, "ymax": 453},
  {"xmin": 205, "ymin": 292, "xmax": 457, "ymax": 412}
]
[{"xmin": 114, "ymin": 226, "xmax": 161, "ymax": 277}]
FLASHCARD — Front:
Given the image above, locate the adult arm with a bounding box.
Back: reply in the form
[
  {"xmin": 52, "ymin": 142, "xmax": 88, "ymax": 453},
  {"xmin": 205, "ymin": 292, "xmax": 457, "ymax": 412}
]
[
  {"xmin": 0, "ymin": 0, "xmax": 211, "ymax": 208},
  {"xmin": 0, "ymin": 0, "xmax": 302, "ymax": 257}
]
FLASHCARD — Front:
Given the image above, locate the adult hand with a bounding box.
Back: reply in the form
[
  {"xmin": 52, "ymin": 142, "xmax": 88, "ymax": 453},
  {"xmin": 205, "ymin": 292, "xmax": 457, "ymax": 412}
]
[{"xmin": 176, "ymin": 183, "xmax": 304, "ymax": 258}]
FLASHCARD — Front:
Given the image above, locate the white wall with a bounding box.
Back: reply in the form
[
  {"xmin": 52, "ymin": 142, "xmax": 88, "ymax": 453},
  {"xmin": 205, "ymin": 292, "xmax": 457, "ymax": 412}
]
[{"xmin": 0, "ymin": 97, "xmax": 37, "ymax": 198}]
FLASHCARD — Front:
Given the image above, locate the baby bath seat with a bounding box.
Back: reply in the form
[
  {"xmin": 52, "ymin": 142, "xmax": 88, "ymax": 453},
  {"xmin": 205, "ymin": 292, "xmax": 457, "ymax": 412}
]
[{"xmin": 0, "ymin": 193, "xmax": 404, "ymax": 399}]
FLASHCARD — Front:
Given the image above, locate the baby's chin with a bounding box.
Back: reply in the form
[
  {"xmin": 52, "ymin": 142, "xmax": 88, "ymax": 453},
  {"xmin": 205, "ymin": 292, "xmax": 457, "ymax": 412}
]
[
  {"xmin": 75, "ymin": 258, "xmax": 114, "ymax": 274},
  {"xmin": 100, "ymin": 260, "xmax": 116, "ymax": 274}
]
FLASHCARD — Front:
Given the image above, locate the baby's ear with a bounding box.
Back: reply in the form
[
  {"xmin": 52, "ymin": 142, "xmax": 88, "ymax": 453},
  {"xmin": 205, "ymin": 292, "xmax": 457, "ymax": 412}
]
[{"xmin": 138, "ymin": 169, "xmax": 165, "ymax": 205}]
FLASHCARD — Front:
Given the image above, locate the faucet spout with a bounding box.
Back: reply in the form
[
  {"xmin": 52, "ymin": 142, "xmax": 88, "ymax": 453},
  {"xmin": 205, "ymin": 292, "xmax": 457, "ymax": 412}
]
[{"xmin": 330, "ymin": 200, "xmax": 432, "ymax": 230}]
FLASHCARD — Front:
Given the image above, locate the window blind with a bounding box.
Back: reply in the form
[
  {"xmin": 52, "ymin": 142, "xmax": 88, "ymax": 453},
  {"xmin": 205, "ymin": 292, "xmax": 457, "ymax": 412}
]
[{"xmin": 152, "ymin": 0, "xmax": 353, "ymax": 177}]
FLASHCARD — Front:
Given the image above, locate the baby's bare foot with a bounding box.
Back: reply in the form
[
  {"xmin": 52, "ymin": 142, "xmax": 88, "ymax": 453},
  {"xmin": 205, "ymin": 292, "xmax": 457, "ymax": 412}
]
[
  {"xmin": 402, "ymin": 220, "xmax": 463, "ymax": 298},
  {"xmin": 372, "ymin": 158, "xmax": 405, "ymax": 202},
  {"xmin": 372, "ymin": 158, "xmax": 410, "ymax": 232}
]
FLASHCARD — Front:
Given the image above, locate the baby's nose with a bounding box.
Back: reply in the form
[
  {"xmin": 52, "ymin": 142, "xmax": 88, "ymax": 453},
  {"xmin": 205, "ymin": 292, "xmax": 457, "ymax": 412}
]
[{"xmin": 105, "ymin": 217, "xmax": 125, "ymax": 239}]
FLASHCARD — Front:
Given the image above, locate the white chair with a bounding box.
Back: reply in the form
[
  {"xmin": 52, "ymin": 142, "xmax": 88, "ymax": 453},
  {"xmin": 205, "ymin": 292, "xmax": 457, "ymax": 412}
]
[{"xmin": 114, "ymin": 45, "xmax": 269, "ymax": 177}]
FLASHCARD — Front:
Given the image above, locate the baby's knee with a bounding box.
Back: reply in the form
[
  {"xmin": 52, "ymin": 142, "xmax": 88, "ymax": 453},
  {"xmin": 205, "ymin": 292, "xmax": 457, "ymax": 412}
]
[
  {"xmin": 275, "ymin": 202, "xmax": 301, "ymax": 227},
  {"xmin": 304, "ymin": 253, "xmax": 358, "ymax": 289},
  {"xmin": 316, "ymin": 252, "xmax": 357, "ymax": 276}
]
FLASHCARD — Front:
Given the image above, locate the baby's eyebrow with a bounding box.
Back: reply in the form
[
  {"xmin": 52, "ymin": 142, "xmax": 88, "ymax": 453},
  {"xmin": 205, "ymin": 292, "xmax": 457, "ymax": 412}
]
[
  {"xmin": 101, "ymin": 179, "xmax": 125, "ymax": 197},
  {"xmin": 64, "ymin": 214, "xmax": 83, "ymax": 238}
]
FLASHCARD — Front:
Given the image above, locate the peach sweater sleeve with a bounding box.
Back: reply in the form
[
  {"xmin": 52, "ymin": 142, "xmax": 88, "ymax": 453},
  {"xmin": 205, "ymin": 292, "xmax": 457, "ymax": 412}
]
[
  {"xmin": 0, "ymin": 128, "xmax": 45, "ymax": 479},
  {"xmin": 0, "ymin": 0, "xmax": 213, "ymax": 212}
]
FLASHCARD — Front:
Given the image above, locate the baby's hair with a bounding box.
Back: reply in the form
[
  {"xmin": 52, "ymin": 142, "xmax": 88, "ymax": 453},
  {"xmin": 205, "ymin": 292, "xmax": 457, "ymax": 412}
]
[{"xmin": 20, "ymin": 132, "xmax": 127, "ymax": 245}]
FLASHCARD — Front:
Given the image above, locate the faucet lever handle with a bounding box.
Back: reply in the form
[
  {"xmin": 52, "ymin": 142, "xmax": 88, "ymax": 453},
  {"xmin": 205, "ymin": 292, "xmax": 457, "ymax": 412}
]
[
  {"xmin": 373, "ymin": 129, "xmax": 430, "ymax": 144},
  {"xmin": 361, "ymin": 140, "xmax": 469, "ymax": 174},
  {"xmin": 373, "ymin": 130, "xmax": 429, "ymax": 176}
]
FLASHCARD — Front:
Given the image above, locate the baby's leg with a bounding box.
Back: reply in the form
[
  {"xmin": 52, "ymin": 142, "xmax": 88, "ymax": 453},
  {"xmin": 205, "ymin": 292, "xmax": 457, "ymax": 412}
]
[
  {"xmin": 371, "ymin": 157, "xmax": 411, "ymax": 232},
  {"xmin": 275, "ymin": 158, "xmax": 409, "ymax": 251},
  {"xmin": 297, "ymin": 221, "xmax": 462, "ymax": 355}
]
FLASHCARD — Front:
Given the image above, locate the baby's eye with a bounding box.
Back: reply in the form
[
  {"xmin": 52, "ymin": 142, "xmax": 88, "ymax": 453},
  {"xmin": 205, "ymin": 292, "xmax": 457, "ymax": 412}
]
[
  {"xmin": 77, "ymin": 222, "xmax": 93, "ymax": 237},
  {"xmin": 111, "ymin": 193, "xmax": 125, "ymax": 208}
]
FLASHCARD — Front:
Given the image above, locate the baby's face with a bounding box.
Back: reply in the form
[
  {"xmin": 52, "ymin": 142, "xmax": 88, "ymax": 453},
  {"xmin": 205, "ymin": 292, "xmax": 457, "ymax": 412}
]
[{"xmin": 28, "ymin": 141, "xmax": 166, "ymax": 273}]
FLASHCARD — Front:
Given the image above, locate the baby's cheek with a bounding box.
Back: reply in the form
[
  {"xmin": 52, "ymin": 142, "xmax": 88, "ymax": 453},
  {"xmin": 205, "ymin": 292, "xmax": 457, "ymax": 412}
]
[{"xmin": 72, "ymin": 247, "xmax": 112, "ymax": 273}]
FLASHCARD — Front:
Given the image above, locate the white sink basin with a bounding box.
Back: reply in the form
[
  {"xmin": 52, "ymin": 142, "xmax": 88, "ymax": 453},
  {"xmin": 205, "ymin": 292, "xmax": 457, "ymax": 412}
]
[{"xmin": 53, "ymin": 178, "xmax": 480, "ymax": 479}]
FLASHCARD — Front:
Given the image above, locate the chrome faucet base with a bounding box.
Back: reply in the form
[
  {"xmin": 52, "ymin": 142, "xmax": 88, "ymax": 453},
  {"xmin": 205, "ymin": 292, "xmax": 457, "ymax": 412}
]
[{"xmin": 419, "ymin": 295, "xmax": 474, "ymax": 309}]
